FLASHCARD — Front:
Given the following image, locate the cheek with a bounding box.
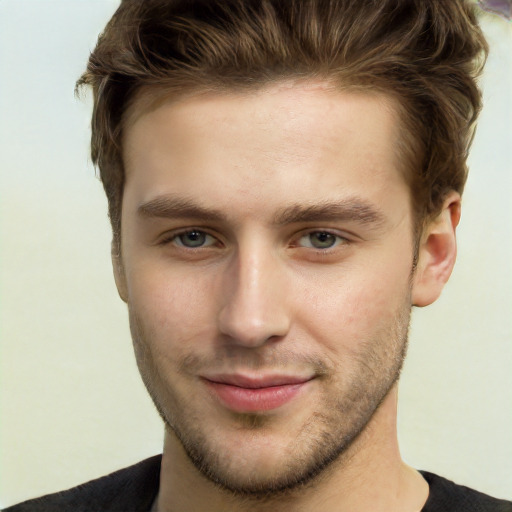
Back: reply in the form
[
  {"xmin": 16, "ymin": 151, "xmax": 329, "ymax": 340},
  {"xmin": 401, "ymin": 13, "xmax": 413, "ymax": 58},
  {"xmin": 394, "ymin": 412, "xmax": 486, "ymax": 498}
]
[
  {"xmin": 294, "ymin": 260, "xmax": 412, "ymax": 353},
  {"xmin": 127, "ymin": 264, "xmax": 221, "ymax": 351}
]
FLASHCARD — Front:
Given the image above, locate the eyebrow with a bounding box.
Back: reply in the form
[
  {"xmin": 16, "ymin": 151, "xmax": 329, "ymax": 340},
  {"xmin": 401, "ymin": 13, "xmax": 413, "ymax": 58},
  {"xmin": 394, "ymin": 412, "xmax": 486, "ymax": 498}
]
[
  {"xmin": 272, "ymin": 200, "xmax": 386, "ymax": 227},
  {"xmin": 138, "ymin": 194, "xmax": 386, "ymax": 228},
  {"xmin": 138, "ymin": 196, "xmax": 227, "ymax": 222}
]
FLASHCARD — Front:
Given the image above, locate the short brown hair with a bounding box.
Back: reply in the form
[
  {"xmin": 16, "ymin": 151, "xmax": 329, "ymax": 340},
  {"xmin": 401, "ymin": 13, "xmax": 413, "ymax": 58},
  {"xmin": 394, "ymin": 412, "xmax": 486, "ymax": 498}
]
[{"xmin": 77, "ymin": 0, "xmax": 488, "ymax": 249}]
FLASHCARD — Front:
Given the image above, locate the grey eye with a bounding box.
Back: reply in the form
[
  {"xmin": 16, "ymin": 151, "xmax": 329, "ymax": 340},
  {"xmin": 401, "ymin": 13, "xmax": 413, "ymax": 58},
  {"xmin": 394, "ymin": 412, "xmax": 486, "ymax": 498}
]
[
  {"xmin": 299, "ymin": 231, "xmax": 342, "ymax": 249},
  {"xmin": 175, "ymin": 230, "xmax": 215, "ymax": 248}
]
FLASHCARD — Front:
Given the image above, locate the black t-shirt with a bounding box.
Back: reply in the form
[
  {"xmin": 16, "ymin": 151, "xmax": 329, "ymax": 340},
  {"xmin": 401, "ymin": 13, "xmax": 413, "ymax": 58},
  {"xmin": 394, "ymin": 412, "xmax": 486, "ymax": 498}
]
[
  {"xmin": 4, "ymin": 456, "xmax": 511, "ymax": 511},
  {"xmin": 420, "ymin": 471, "xmax": 512, "ymax": 512}
]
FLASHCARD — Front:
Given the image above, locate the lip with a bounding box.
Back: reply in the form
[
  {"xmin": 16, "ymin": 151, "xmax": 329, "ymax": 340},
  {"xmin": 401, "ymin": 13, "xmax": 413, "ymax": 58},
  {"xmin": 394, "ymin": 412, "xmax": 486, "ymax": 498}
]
[{"xmin": 202, "ymin": 374, "xmax": 314, "ymax": 413}]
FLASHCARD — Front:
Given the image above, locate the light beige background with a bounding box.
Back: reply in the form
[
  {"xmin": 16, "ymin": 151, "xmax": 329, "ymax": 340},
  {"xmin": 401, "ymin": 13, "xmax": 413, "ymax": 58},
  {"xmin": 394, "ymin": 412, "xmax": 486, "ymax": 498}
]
[{"xmin": 0, "ymin": 1, "xmax": 511, "ymax": 508}]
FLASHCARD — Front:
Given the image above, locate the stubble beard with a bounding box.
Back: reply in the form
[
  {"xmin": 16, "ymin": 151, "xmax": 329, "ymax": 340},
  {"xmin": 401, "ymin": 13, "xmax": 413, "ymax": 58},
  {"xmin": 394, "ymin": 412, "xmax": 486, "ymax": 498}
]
[{"xmin": 129, "ymin": 302, "xmax": 411, "ymax": 500}]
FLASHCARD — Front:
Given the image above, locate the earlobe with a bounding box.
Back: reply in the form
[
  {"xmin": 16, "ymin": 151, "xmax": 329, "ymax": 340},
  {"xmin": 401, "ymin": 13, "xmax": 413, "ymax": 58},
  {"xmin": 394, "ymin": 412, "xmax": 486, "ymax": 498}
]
[
  {"xmin": 411, "ymin": 192, "xmax": 461, "ymax": 307},
  {"xmin": 112, "ymin": 244, "xmax": 128, "ymax": 303}
]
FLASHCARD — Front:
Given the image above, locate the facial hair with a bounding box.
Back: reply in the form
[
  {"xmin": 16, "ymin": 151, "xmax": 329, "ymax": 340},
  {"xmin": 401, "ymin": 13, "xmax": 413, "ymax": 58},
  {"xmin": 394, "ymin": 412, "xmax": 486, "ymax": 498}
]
[{"xmin": 129, "ymin": 299, "xmax": 411, "ymax": 499}]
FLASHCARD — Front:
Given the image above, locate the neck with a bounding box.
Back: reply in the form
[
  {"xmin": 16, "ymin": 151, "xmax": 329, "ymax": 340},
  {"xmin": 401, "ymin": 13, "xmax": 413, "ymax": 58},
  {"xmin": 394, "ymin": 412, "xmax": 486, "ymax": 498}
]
[{"xmin": 156, "ymin": 385, "xmax": 428, "ymax": 512}]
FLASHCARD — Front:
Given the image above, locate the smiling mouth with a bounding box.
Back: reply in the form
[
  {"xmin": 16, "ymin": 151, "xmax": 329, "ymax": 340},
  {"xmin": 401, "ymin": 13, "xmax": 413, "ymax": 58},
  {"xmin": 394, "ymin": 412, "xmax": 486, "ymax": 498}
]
[{"xmin": 202, "ymin": 374, "xmax": 314, "ymax": 413}]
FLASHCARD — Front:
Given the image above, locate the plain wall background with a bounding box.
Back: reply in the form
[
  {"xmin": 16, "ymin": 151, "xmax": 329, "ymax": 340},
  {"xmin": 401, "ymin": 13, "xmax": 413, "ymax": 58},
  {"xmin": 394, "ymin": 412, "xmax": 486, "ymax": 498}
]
[{"xmin": 0, "ymin": 1, "xmax": 510, "ymax": 507}]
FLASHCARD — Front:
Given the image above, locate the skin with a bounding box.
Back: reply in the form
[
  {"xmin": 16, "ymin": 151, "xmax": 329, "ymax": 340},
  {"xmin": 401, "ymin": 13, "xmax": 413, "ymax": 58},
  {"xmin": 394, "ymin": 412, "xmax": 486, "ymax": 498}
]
[{"xmin": 116, "ymin": 82, "xmax": 460, "ymax": 511}]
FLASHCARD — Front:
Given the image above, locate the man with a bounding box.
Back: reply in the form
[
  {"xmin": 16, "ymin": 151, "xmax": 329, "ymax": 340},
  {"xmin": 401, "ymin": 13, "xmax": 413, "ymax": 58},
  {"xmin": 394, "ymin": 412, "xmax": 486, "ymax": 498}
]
[{"xmin": 4, "ymin": 0, "xmax": 511, "ymax": 511}]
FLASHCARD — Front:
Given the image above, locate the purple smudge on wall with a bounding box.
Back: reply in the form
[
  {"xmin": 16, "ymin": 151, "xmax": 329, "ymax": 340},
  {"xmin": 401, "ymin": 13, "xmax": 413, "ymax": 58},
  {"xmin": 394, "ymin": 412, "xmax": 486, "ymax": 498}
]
[{"xmin": 478, "ymin": 0, "xmax": 512, "ymax": 20}]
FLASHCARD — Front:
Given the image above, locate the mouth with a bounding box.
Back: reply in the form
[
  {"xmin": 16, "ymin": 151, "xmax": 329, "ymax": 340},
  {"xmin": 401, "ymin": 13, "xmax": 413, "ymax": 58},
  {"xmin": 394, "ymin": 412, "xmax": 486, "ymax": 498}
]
[{"xmin": 202, "ymin": 374, "xmax": 314, "ymax": 413}]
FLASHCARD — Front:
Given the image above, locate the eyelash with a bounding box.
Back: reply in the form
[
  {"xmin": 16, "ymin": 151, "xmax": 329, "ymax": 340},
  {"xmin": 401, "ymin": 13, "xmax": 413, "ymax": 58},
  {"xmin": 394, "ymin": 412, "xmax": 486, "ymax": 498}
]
[
  {"xmin": 159, "ymin": 228, "xmax": 350, "ymax": 252},
  {"xmin": 294, "ymin": 231, "xmax": 348, "ymax": 251},
  {"xmin": 159, "ymin": 229, "xmax": 221, "ymax": 249}
]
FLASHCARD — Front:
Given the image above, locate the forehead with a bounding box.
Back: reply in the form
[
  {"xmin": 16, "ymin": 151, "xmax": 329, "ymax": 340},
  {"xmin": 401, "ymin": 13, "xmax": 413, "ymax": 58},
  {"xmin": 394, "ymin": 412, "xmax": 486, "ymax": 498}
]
[
  {"xmin": 123, "ymin": 80, "xmax": 403, "ymax": 163},
  {"xmin": 122, "ymin": 82, "xmax": 410, "ymax": 223}
]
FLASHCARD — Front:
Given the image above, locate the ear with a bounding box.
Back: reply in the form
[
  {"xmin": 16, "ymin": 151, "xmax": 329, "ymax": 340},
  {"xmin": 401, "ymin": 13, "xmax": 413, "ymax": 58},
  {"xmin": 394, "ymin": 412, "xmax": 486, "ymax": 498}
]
[
  {"xmin": 112, "ymin": 242, "xmax": 128, "ymax": 303},
  {"xmin": 411, "ymin": 191, "xmax": 461, "ymax": 307}
]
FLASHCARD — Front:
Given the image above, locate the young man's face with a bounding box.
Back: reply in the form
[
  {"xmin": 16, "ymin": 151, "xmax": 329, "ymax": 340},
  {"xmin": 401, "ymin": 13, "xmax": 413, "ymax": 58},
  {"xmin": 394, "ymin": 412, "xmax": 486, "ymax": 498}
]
[{"xmin": 119, "ymin": 83, "xmax": 419, "ymax": 495}]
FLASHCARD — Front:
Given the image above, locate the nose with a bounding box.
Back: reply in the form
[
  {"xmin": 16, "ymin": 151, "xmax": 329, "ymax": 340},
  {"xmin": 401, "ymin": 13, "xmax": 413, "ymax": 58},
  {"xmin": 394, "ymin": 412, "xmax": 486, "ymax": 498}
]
[{"xmin": 217, "ymin": 244, "xmax": 291, "ymax": 348}]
